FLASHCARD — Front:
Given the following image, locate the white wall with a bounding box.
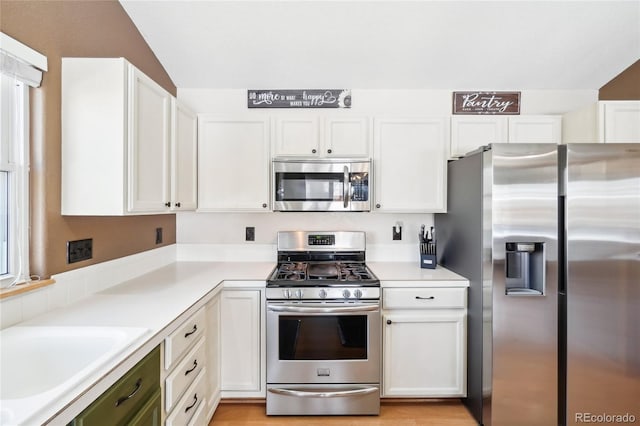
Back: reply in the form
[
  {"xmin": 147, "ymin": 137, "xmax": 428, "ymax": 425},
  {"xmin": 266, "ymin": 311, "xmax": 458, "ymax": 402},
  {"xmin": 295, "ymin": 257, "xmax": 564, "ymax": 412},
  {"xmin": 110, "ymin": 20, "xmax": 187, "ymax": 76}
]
[
  {"xmin": 176, "ymin": 88, "xmax": 597, "ymax": 259},
  {"xmin": 178, "ymin": 89, "xmax": 597, "ymax": 116}
]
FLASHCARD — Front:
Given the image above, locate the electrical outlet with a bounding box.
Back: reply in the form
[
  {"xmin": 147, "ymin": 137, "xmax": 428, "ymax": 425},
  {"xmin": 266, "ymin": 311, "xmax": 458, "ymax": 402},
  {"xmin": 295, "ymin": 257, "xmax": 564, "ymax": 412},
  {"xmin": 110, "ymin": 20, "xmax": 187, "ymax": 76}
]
[
  {"xmin": 246, "ymin": 226, "xmax": 255, "ymax": 242},
  {"xmin": 155, "ymin": 228, "xmax": 163, "ymax": 244},
  {"xmin": 392, "ymin": 225, "xmax": 402, "ymax": 240},
  {"xmin": 67, "ymin": 238, "xmax": 93, "ymax": 263}
]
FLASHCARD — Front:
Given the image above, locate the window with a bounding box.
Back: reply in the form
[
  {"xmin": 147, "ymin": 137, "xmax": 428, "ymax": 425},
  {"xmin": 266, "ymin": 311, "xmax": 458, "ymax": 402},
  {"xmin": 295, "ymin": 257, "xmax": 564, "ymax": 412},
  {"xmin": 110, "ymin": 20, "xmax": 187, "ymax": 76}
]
[
  {"xmin": 0, "ymin": 32, "xmax": 45, "ymax": 287},
  {"xmin": 0, "ymin": 74, "xmax": 29, "ymax": 287}
]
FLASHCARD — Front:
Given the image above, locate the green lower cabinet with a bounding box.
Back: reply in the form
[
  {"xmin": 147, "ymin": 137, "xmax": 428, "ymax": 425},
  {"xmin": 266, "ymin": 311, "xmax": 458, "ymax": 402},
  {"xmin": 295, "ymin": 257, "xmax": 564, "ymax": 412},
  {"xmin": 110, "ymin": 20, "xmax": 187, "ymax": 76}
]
[
  {"xmin": 127, "ymin": 389, "xmax": 161, "ymax": 426},
  {"xmin": 73, "ymin": 346, "xmax": 161, "ymax": 426}
]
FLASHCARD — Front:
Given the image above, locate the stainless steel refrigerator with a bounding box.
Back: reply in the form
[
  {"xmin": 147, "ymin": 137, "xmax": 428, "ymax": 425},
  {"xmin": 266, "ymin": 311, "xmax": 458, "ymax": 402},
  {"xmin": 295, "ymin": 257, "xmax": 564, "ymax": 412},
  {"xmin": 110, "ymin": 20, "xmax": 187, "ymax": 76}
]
[{"xmin": 435, "ymin": 143, "xmax": 640, "ymax": 426}]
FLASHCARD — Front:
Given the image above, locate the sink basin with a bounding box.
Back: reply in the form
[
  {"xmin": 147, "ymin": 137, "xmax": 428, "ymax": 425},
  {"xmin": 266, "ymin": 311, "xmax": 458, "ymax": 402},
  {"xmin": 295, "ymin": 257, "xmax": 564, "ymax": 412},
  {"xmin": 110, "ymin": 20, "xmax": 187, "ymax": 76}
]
[{"xmin": 0, "ymin": 326, "xmax": 149, "ymax": 425}]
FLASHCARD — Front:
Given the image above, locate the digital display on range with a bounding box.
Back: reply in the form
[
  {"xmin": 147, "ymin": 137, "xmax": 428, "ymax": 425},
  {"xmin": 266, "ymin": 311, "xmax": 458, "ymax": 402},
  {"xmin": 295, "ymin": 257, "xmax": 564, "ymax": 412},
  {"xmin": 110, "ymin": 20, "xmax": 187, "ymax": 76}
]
[{"xmin": 308, "ymin": 235, "xmax": 335, "ymax": 246}]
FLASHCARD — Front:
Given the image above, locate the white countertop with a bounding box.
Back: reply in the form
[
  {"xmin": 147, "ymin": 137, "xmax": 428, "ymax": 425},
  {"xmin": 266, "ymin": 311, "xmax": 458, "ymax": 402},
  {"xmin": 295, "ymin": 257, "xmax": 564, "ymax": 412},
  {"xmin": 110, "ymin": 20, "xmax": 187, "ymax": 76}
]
[
  {"xmin": 1, "ymin": 260, "xmax": 466, "ymax": 425},
  {"xmin": 1, "ymin": 262, "xmax": 274, "ymax": 426},
  {"xmin": 369, "ymin": 262, "xmax": 469, "ymax": 287}
]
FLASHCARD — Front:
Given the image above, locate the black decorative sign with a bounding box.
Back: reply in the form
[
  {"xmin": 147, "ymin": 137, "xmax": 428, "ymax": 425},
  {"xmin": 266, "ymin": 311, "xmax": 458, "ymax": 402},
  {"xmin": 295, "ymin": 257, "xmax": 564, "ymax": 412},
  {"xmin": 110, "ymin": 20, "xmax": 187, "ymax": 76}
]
[
  {"xmin": 248, "ymin": 89, "xmax": 351, "ymax": 109},
  {"xmin": 453, "ymin": 91, "xmax": 520, "ymax": 115}
]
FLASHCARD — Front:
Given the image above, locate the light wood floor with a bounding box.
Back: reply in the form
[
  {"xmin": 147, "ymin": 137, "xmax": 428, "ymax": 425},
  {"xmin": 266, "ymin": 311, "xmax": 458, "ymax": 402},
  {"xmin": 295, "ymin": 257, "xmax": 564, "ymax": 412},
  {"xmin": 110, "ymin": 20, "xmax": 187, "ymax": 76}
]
[{"xmin": 209, "ymin": 401, "xmax": 478, "ymax": 425}]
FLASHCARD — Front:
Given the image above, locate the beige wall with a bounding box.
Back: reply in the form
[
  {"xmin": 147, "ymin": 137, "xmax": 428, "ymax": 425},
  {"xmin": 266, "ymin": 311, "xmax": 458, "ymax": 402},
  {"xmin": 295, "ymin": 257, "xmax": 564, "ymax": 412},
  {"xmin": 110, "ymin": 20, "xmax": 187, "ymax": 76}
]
[
  {"xmin": 599, "ymin": 60, "xmax": 640, "ymax": 100},
  {"xmin": 1, "ymin": 1, "xmax": 176, "ymax": 278}
]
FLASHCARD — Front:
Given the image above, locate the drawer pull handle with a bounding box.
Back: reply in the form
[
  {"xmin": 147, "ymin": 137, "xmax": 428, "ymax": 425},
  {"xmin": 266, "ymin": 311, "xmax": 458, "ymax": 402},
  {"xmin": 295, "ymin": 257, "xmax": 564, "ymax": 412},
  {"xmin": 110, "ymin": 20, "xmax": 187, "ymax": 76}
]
[
  {"xmin": 115, "ymin": 378, "xmax": 142, "ymax": 407},
  {"xmin": 415, "ymin": 296, "xmax": 435, "ymax": 300},
  {"xmin": 386, "ymin": 319, "xmax": 392, "ymax": 325},
  {"xmin": 185, "ymin": 393, "xmax": 198, "ymax": 413},
  {"xmin": 185, "ymin": 359, "xmax": 198, "ymax": 376},
  {"xmin": 184, "ymin": 324, "xmax": 197, "ymax": 338}
]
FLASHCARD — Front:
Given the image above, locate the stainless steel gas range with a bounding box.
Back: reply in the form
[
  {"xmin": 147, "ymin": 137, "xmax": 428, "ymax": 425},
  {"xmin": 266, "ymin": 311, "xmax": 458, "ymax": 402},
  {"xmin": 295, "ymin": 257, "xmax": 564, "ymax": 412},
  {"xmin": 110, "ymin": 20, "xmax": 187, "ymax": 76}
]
[{"xmin": 266, "ymin": 231, "xmax": 381, "ymax": 416}]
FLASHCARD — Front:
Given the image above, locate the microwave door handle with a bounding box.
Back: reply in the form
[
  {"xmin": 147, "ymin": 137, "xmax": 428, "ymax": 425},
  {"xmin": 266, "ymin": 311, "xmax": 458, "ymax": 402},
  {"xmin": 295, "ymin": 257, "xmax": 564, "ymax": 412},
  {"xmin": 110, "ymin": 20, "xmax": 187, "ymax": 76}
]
[{"xmin": 343, "ymin": 165, "xmax": 350, "ymax": 209}]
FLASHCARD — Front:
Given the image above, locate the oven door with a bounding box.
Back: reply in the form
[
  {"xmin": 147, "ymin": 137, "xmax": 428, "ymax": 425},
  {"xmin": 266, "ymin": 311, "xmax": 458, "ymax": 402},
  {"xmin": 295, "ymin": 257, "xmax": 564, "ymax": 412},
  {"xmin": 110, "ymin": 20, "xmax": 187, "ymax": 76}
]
[
  {"xmin": 266, "ymin": 301, "xmax": 380, "ymax": 384},
  {"xmin": 272, "ymin": 159, "xmax": 370, "ymax": 211}
]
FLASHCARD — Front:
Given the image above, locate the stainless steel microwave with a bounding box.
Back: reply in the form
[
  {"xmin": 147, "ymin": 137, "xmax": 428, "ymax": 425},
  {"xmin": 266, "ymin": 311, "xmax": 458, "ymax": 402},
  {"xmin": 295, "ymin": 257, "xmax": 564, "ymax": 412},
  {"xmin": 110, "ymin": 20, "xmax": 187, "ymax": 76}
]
[{"xmin": 272, "ymin": 158, "xmax": 371, "ymax": 211}]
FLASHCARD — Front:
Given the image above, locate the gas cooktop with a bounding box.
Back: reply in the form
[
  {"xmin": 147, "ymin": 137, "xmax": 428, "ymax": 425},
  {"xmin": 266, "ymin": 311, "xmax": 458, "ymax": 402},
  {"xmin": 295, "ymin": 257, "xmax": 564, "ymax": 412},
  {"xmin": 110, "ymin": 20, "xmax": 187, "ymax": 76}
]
[
  {"xmin": 266, "ymin": 231, "xmax": 380, "ymax": 300},
  {"xmin": 268, "ymin": 261, "xmax": 379, "ymax": 286}
]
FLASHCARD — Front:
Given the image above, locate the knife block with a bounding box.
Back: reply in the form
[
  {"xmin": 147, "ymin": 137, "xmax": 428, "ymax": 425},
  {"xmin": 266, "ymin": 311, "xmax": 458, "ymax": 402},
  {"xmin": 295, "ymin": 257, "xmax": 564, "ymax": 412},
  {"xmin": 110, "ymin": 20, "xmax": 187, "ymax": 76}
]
[{"xmin": 420, "ymin": 253, "xmax": 437, "ymax": 269}]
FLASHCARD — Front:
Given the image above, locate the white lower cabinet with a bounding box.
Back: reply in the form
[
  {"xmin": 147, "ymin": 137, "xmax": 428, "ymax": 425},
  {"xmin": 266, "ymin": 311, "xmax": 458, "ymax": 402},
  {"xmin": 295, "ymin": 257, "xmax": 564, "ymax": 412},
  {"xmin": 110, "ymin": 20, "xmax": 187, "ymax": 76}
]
[
  {"xmin": 220, "ymin": 285, "xmax": 265, "ymax": 397},
  {"xmin": 382, "ymin": 286, "xmax": 467, "ymax": 398},
  {"xmin": 165, "ymin": 369, "xmax": 207, "ymax": 426},
  {"xmin": 205, "ymin": 289, "xmax": 222, "ymax": 420},
  {"xmin": 163, "ymin": 306, "xmax": 208, "ymax": 425}
]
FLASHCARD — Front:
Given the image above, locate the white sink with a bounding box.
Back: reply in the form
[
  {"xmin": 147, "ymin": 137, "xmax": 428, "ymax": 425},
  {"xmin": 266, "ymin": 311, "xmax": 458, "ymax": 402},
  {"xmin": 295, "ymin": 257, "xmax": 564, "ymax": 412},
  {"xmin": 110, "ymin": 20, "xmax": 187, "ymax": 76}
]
[{"xmin": 0, "ymin": 326, "xmax": 149, "ymax": 425}]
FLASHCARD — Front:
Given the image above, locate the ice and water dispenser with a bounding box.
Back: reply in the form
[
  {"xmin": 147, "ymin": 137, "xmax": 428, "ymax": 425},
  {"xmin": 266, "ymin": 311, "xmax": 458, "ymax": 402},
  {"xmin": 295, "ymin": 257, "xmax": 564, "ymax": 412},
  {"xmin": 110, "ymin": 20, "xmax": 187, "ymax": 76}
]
[{"xmin": 505, "ymin": 242, "xmax": 545, "ymax": 295}]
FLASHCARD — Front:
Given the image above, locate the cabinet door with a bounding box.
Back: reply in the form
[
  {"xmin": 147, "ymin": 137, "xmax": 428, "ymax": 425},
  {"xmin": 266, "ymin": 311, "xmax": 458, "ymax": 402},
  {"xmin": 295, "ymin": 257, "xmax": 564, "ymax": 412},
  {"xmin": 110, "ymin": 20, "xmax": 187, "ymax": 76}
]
[
  {"xmin": 324, "ymin": 117, "xmax": 370, "ymax": 157},
  {"xmin": 128, "ymin": 389, "xmax": 161, "ymax": 426},
  {"xmin": 198, "ymin": 116, "xmax": 270, "ymax": 211},
  {"xmin": 508, "ymin": 115, "xmax": 562, "ymax": 144},
  {"xmin": 127, "ymin": 66, "xmax": 171, "ymax": 213},
  {"xmin": 601, "ymin": 101, "xmax": 640, "ymax": 143},
  {"xmin": 220, "ymin": 290, "xmax": 262, "ymax": 393},
  {"xmin": 273, "ymin": 116, "xmax": 319, "ymax": 156},
  {"xmin": 171, "ymin": 99, "xmax": 198, "ymax": 211},
  {"xmin": 383, "ymin": 312, "xmax": 466, "ymax": 397},
  {"xmin": 373, "ymin": 118, "xmax": 448, "ymax": 212},
  {"xmin": 205, "ymin": 291, "xmax": 222, "ymax": 419},
  {"xmin": 450, "ymin": 116, "xmax": 507, "ymax": 158}
]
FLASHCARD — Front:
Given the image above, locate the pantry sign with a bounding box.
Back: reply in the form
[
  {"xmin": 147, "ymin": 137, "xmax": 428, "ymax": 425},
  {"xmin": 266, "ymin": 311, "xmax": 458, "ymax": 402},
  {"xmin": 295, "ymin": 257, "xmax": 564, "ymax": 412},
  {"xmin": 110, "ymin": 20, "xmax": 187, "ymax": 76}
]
[{"xmin": 453, "ymin": 91, "xmax": 520, "ymax": 115}]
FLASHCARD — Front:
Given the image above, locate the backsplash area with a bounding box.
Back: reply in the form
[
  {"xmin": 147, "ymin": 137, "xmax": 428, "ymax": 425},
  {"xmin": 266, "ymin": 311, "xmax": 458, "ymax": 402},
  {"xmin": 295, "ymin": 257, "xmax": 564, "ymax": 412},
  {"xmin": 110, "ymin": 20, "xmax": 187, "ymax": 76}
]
[
  {"xmin": 176, "ymin": 211, "xmax": 431, "ymax": 262},
  {"xmin": 3, "ymin": 214, "xmax": 430, "ymax": 329},
  {"xmin": 0, "ymin": 245, "xmax": 176, "ymax": 330}
]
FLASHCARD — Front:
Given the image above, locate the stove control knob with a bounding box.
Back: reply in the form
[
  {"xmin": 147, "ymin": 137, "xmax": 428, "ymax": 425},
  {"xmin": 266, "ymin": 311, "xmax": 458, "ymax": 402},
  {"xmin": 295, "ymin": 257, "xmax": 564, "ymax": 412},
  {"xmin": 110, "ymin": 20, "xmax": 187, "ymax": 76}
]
[
  {"xmin": 342, "ymin": 289, "xmax": 351, "ymax": 299},
  {"xmin": 294, "ymin": 289, "xmax": 303, "ymax": 300},
  {"xmin": 318, "ymin": 289, "xmax": 327, "ymax": 299},
  {"xmin": 353, "ymin": 289, "xmax": 363, "ymax": 299},
  {"xmin": 283, "ymin": 289, "xmax": 291, "ymax": 299}
]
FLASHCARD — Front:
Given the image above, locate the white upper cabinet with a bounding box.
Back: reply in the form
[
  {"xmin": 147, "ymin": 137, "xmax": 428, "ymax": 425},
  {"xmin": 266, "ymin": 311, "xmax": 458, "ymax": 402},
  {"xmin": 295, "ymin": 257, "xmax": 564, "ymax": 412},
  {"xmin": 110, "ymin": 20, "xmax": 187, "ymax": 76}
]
[
  {"xmin": 563, "ymin": 101, "xmax": 640, "ymax": 144},
  {"xmin": 62, "ymin": 57, "xmax": 172, "ymax": 215},
  {"xmin": 508, "ymin": 115, "xmax": 562, "ymax": 144},
  {"xmin": 171, "ymin": 99, "xmax": 198, "ymax": 211},
  {"xmin": 373, "ymin": 117, "xmax": 449, "ymax": 213},
  {"xmin": 198, "ymin": 115, "xmax": 270, "ymax": 211},
  {"xmin": 450, "ymin": 116, "xmax": 507, "ymax": 158},
  {"xmin": 450, "ymin": 115, "xmax": 561, "ymax": 158},
  {"xmin": 273, "ymin": 116, "xmax": 319, "ymax": 156},
  {"xmin": 323, "ymin": 116, "xmax": 370, "ymax": 157},
  {"xmin": 273, "ymin": 116, "xmax": 370, "ymax": 157},
  {"xmin": 600, "ymin": 101, "xmax": 640, "ymax": 143}
]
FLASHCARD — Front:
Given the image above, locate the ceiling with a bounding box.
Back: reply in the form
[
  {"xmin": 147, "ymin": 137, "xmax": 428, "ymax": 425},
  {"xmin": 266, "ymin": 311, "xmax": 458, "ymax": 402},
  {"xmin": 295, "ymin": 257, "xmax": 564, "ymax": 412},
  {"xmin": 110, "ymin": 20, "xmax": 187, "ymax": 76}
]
[{"xmin": 119, "ymin": 1, "xmax": 640, "ymax": 90}]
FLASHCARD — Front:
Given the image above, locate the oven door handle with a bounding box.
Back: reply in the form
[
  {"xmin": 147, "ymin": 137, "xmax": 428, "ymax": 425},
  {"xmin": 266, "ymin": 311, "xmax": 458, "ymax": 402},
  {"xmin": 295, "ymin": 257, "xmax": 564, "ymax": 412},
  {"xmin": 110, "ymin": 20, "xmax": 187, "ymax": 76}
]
[
  {"xmin": 268, "ymin": 386, "xmax": 379, "ymax": 399},
  {"xmin": 267, "ymin": 304, "xmax": 379, "ymax": 314}
]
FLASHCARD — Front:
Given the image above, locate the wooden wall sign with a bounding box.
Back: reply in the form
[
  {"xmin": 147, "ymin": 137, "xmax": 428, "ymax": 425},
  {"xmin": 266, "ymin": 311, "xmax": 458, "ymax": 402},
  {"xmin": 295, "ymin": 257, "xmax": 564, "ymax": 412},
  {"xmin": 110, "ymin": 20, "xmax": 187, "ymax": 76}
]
[
  {"xmin": 453, "ymin": 91, "xmax": 520, "ymax": 115},
  {"xmin": 248, "ymin": 89, "xmax": 351, "ymax": 109}
]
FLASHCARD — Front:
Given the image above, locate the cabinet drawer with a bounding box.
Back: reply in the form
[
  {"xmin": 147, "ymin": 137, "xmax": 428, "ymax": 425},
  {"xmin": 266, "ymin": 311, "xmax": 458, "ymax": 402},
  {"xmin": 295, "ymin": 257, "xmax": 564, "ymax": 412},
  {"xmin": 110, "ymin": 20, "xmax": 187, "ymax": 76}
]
[
  {"xmin": 166, "ymin": 337, "xmax": 206, "ymax": 412},
  {"xmin": 383, "ymin": 287, "xmax": 466, "ymax": 309},
  {"xmin": 166, "ymin": 369, "xmax": 207, "ymax": 426},
  {"xmin": 165, "ymin": 308, "xmax": 206, "ymax": 370},
  {"xmin": 74, "ymin": 346, "xmax": 160, "ymax": 425},
  {"xmin": 186, "ymin": 395, "xmax": 208, "ymax": 426}
]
